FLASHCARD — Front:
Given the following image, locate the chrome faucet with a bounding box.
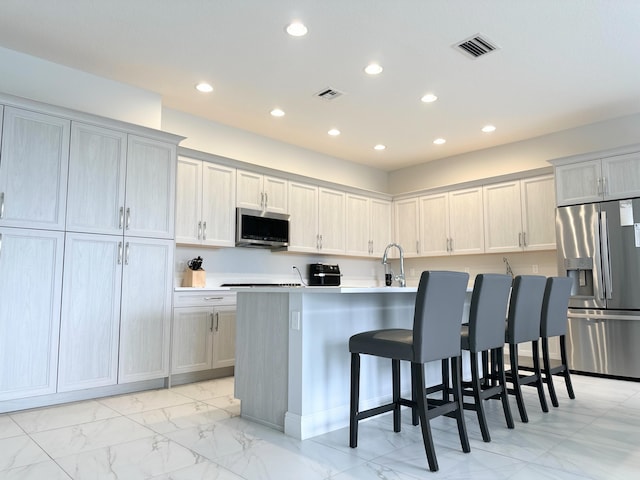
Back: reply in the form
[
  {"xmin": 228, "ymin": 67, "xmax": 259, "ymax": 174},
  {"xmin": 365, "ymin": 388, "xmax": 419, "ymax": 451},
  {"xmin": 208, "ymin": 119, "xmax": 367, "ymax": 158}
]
[{"xmin": 382, "ymin": 243, "xmax": 406, "ymax": 287}]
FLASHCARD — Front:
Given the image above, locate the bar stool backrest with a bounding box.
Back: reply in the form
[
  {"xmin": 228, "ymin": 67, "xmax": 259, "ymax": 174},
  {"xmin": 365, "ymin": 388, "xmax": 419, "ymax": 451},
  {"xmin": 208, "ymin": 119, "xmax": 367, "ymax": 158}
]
[
  {"xmin": 468, "ymin": 274, "xmax": 513, "ymax": 352},
  {"xmin": 540, "ymin": 277, "xmax": 573, "ymax": 338},
  {"xmin": 413, "ymin": 270, "xmax": 469, "ymax": 363},
  {"xmin": 506, "ymin": 275, "xmax": 547, "ymax": 344}
]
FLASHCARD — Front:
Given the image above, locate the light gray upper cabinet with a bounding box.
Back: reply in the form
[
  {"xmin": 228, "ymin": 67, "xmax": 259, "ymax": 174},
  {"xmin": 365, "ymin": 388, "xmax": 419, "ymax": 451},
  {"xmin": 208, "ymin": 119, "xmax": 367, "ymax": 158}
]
[
  {"xmin": 175, "ymin": 157, "xmax": 236, "ymax": 246},
  {"xmin": 393, "ymin": 197, "xmax": 420, "ymax": 257},
  {"xmin": 483, "ymin": 175, "xmax": 555, "ymax": 253},
  {"xmin": 553, "ymin": 150, "xmax": 640, "ymax": 205},
  {"xmin": 236, "ymin": 169, "xmax": 287, "ymax": 214},
  {"xmin": 67, "ymin": 126, "xmax": 176, "ymax": 239},
  {"xmin": 66, "ymin": 123, "xmax": 127, "ymax": 234},
  {"xmin": 0, "ymin": 107, "xmax": 70, "ymax": 230},
  {"xmin": 0, "ymin": 227, "xmax": 64, "ymax": 401},
  {"xmin": 318, "ymin": 187, "xmax": 346, "ymax": 254},
  {"xmin": 345, "ymin": 194, "xmax": 391, "ymax": 257},
  {"xmin": 124, "ymin": 135, "xmax": 176, "ymax": 239},
  {"xmin": 287, "ymin": 181, "xmax": 319, "ymax": 253}
]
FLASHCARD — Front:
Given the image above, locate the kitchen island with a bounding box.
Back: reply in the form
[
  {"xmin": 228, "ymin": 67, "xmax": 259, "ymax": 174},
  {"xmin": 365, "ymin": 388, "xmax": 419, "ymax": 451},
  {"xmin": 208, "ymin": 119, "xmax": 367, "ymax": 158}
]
[{"xmin": 234, "ymin": 286, "xmax": 471, "ymax": 439}]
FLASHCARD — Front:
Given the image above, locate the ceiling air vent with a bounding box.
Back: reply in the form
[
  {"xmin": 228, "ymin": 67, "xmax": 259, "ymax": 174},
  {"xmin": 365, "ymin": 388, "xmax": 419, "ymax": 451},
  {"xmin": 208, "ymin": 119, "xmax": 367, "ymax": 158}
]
[
  {"xmin": 454, "ymin": 34, "xmax": 499, "ymax": 59},
  {"xmin": 314, "ymin": 88, "xmax": 345, "ymax": 100}
]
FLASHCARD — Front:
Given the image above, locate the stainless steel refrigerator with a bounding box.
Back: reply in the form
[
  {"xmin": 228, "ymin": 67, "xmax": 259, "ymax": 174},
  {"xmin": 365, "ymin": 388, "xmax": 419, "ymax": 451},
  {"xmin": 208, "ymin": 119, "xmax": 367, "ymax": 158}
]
[{"xmin": 556, "ymin": 198, "xmax": 640, "ymax": 379}]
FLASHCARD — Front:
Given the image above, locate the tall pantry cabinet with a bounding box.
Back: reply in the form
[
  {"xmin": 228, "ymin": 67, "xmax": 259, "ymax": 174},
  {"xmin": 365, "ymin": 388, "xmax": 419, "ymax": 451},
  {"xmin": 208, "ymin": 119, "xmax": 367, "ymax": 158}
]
[{"xmin": 0, "ymin": 95, "xmax": 182, "ymax": 402}]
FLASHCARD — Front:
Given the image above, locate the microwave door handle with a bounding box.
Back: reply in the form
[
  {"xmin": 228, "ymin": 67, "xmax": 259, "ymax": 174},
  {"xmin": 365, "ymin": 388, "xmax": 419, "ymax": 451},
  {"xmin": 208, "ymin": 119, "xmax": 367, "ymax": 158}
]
[{"xmin": 600, "ymin": 210, "xmax": 613, "ymax": 300}]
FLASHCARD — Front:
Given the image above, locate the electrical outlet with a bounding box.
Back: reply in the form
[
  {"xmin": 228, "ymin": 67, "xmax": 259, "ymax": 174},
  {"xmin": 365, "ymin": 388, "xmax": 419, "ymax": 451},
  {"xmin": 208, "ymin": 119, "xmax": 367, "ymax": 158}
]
[{"xmin": 532, "ymin": 264, "xmax": 539, "ymax": 273}]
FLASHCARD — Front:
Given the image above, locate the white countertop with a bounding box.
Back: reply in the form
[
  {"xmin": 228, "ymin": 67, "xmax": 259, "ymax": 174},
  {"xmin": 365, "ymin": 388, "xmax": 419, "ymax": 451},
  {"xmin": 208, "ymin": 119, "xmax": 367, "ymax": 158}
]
[{"xmin": 231, "ymin": 286, "xmax": 418, "ymax": 293}]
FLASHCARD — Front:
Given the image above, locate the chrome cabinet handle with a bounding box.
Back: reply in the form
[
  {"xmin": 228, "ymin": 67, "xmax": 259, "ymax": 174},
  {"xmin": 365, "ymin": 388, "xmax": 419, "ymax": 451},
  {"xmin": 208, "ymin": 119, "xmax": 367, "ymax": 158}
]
[
  {"xmin": 125, "ymin": 207, "xmax": 131, "ymax": 230},
  {"xmin": 518, "ymin": 232, "xmax": 522, "ymax": 247},
  {"xmin": 264, "ymin": 192, "xmax": 268, "ymax": 210},
  {"xmin": 602, "ymin": 176, "xmax": 608, "ymax": 196},
  {"xmin": 118, "ymin": 241, "xmax": 123, "ymax": 264},
  {"xmin": 202, "ymin": 221, "xmax": 207, "ymax": 241},
  {"xmin": 0, "ymin": 233, "xmax": 3, "ymax": 256},
  {"xmin": 215, "ymin": 312, "xmax": 219, "ymax": 332},
  {"xmin": 119, "ymin": 207, "xmax": 124, "ymax": 229},
  {"xmin": 416, "ymin": 240, "xmax": 419, "ymax": 254},
  {"xmin": 210, "ymin": 313, "xmax": 214, "ymax": 332},
  {"xmin": 198, "ymin": 221, "xmax": 202, "ymax": 240},
  {"xmin": 124, "ymin": 242, "xmax": 130, "ymax": 265},
  {"xmin": 522, "ymin": 231, "xmax": 527, "ymax": 247},
  {"xmin": 204, "ymin": 296, "xmax": 224, "ymax": 301},
  {"xmin": 319, "ymin": 234, "xmax": 323, "ymax": 250},
  {"xmin": 0, "ymin": 192, "xmax": 4, "ymax": 219},
  {"xmin": 450, "ymin": 238, "xmax": 454, "ymax": 252}
]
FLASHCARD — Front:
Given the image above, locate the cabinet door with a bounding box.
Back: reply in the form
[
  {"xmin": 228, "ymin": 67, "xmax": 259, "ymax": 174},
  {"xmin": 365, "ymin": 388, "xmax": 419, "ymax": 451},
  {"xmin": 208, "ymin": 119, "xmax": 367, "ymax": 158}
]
[
  {"xmin": 125, "ymin": 135, "xmax": 176, "ymax": 239},
  {"xmin": 211, "ymin": 306, "xmax": 236, "ymax": 369},
  {"xmin": 521, "ymin": 175, "xmax": 556, "ymax": 251},
  {"xmin": 345, "ymin": 194, "xmax": 370, "ymax": 256},
  {"xmin": 393, "ymin": 198, "xmax": 419, "ymax": 256},
  {"xmin": 602, "ymin": 152, "xmax": 640, "ymax": 200},
  {"xmin": 263, "ymin": 175, "xmax": 288, "ymax": 214},
  {"xmin": 66, "ymin": 123, "xmax": 127, "ymax": 235},
  {"xmin": 236, "ymin": 170, "xmax": 263, "ymax": 210},
  {"xmin": 202, "ymin": 162, "xmax": 236, "ymax": 247},
  {"xmin": 0, "ymin": 107, "xmax": 70, "ymax": 230},
  {"xmin": 288, "ymin": 181, "xmax": 319, "ymax": 252},
  {"xmin": 449, "ymin": 187, "xmax": 484, "ymax": 255},
  {"xmin": 175, "ymin": 157, "xmax": 203, "ymax": 244},
  {"xmin": 483, "ymin": 182, "xmax": 521, "ymax": 253},
  {"xmin": 171, "ymin": 307, "xmax": 214, "ymax": 374},
  {"xmin": 318, "ymin": 188, "xmax": 346, "ymax": 254},
  {"xmin": 555, "ymin": 160, "xmax": 602, "ymax": 206},
  {"xmin": 119, "ymin": 237, "xmax": 173, "ymax": 383},
  {"xmin": 58, "ymin": 233, "xmax": 122, "ymax": 392},
  {"xmin": 370, "ymin": 198, "xmax": 392, "ymax": 257},
  {"xmin": 419, "ymin": 193, "xmax": 449, "ymax": 256},
  {"xmin": 0, "ymin": 228, "xmax": 64, "ymax": 401}
]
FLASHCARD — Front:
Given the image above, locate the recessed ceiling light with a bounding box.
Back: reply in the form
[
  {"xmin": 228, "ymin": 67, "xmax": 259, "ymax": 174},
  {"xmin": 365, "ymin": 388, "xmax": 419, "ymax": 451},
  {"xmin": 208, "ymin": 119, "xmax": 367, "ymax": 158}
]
[
  {"xmin": 421, "ymin": 93, "xmax": 438, "ymax": 103},
  {"xmin": 482, "ymin": 125, "xmax": 496, "ymax": 133},
  {"xmin": 270, "ymin": 108, "xmax": 285, "ymax": 117},
  {"xmin": 328, "ymin": 129, "xmax": 341, "ymax": 136},
  {"xmin": 286, "ymin": 21, "xmax": 308, "ymax": 37},
  {"xmin": 364, "ymin": 63, "xmax": 383, "ymax": 75},
  {"xmin": 195, "ymin": 82, "xmax": 213, "ymax": 93},
  {"xmin": 374, "ymin": 144, "xmax": 386, "ymax": 151},
  {"xmin": 433, "ymin": 138, "xmax": 446, "ymax": 145}
]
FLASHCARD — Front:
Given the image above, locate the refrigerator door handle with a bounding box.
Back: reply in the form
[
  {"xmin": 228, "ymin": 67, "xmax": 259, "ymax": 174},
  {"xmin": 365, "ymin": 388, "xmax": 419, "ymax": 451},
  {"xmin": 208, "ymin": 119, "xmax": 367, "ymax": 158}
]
[{"xmin": 600, "ymin": 210, "xmax": 613, "ymax": 300}]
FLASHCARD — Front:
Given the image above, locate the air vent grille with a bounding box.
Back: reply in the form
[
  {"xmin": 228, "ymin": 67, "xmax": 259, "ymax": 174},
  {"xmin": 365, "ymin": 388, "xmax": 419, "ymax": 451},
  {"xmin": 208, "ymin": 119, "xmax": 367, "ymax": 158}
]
[
  {"xmin": 455, "ymin": 34, "xmax": 499, "ymax": 59},
  {"xmin": 314, "ymin": 88, "xmax": 345, "ymax": 100}
]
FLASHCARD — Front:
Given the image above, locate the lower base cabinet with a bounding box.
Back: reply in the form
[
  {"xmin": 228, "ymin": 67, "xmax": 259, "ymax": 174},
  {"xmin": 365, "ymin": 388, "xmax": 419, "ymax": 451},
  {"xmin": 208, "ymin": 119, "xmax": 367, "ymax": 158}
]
[
  {"xmin": 171, "ymin": 292, "xmax": 236, "ymax": 375},
  {"xmin": 0, "ymin": 228, "xmax": 64, "ymax": 401}
]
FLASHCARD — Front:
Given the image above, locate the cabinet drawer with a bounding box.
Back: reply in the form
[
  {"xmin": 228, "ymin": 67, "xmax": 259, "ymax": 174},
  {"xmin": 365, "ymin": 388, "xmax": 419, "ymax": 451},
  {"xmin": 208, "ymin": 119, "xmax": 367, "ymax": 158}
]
[{"xmin": 173, "ymin": 291, "xmax": 236, "ymax": 307}]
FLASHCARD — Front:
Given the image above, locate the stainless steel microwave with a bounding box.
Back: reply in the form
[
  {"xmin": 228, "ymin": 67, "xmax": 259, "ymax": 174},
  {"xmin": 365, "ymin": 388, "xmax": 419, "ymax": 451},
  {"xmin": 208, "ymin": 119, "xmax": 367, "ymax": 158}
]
[{"xmin": 235, "ymin": 208, "xmax": 290, "ymax": 248}]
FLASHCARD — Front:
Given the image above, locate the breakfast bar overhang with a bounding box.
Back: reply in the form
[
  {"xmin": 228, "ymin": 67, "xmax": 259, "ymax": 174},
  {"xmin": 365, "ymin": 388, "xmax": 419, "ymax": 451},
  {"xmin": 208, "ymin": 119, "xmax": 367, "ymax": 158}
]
[{"xmin": 234, "ymin": 286, "xmax": 472, "ymax": 440}]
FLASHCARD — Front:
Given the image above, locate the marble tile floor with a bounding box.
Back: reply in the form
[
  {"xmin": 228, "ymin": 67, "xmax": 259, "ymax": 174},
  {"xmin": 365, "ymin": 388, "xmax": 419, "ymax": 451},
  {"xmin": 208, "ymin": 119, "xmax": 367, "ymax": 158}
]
[{"xmin": 1, "ymin": 373, "xmax": 639, "ymax": 479}]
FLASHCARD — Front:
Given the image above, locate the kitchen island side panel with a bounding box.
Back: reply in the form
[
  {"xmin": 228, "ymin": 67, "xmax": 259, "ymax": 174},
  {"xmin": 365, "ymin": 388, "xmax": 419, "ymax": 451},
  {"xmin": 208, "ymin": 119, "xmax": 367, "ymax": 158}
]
[{"xmin": 234, "ymin": 292, "xmax": 289, "ymax": 430}]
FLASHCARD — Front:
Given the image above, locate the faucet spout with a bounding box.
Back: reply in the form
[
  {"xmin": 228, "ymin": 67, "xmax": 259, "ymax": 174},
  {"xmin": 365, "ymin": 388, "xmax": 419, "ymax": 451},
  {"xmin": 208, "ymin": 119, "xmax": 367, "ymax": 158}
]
[{"xmin": 382, "ymin": 243, "xmax": 406, "ymax": 287}]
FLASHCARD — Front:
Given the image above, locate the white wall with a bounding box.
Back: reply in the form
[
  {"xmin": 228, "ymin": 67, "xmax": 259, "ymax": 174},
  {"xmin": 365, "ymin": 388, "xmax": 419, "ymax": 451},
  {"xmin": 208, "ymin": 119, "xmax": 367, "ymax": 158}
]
[
  {"xmin": 162, "ymin": 107, "xmax": 389, "ymax": 193},
  {"xmin": 0, "ymin": 47, "xmax": 162, "ymax": 128},
  {"xmin": 389, "ymin": 113, "xmax": 640, "ymax": 194}
]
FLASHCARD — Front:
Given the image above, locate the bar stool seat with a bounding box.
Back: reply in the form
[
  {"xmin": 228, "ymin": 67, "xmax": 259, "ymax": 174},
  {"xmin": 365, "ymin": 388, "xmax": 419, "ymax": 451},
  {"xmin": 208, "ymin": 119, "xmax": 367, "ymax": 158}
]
[
  {"xmin": 460, "ymin": 273, "xmax": 515, "ymax": 442},
  {"xmin": 349, "ymin": 270, "xmax": 470, "ymax": 472},
  {"xmin": 540, "ymin": 276, "xmax": 575, "ymax": 407},
  {"xmin": 504, "ymin": 275, "xmax": 549, "ymax": 423}
]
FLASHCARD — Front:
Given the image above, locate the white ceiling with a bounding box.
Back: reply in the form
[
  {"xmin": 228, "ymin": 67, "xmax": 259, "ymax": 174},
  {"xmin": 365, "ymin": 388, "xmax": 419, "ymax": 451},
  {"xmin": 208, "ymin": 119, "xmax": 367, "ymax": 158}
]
[{"xmin": 1, "ymin": 0, "xmax": 640, "ymax": 172}]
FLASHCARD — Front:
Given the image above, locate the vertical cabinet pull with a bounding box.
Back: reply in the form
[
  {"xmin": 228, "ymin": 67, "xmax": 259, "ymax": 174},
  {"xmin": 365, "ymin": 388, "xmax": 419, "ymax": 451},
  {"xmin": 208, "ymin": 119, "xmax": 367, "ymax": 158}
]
[
  {"xmin": 260, "ymin": 192, "xmax": 265, "ymax": 209},
  {"xmin": 118, "ymin": 241, "xmax": 123, "ymax": 264},
  {"xmin": 202, "ymin": 221, "xmax": 207, "ymax": 241},
  {"xmin": 518, "ymin": 232, "xmax": 522, "ymax": 247},
  {"xmin": 522, "ymin": 232, "xmax": 527, "ymax": 247},
  {"xmin": 0, "ymin": 192, "xmax": 4, "ymax": 219},
  {"xmin": 119, "ymin": 206, "xmax": 124, "ymax": 229},
  {"xmin": 0, "ymin": 233, "xmax": 3, "ymax": 256},
  {"xmin": 215, "ymin": 312, "xmax": 219, "ymax": 332},
  {"xmin": 264, "ymin": 192, "xmax": 268, "ymax": 210},
  {"xmin": 125, "ymin": 207, "xmax": 131, "ymax": 230},
  {"xmin": 197, "ymin": 221, "xmax": 202, "ymax": 240},
  {"xmin": 124, "ymin": 242, "xmax": 130, "ymax": 265},
  {"xmin": 210, "ymin": 313, "xmax": 214, "ymax": 332}
]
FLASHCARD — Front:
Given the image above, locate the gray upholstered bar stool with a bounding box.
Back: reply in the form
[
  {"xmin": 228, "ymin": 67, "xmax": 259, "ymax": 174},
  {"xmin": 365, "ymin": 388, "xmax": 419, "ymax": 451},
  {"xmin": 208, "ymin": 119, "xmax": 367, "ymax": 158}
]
[
  {"xmin": 349, "ymin": 270, "xmax": 470, "ymax": 472},
  {"xmin": 504, "ymin": 275, "xmax": 549, "ymax": 423},
  {"xmin": 460, "ymin": 273, "xmax": 515, "ymax": 442},
  {"xmin": 540, "ymin": 276, "xmax": 575, "ymax": 407}
]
